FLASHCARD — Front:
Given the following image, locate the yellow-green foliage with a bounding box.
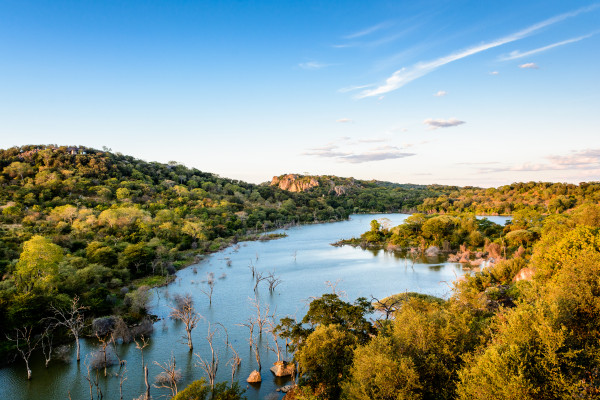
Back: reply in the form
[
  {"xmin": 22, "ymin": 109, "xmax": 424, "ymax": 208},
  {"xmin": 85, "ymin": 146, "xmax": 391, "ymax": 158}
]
[
  {"xmin": 14, "ymin": 235, "xmax": 63, "ymax": 293},
  {"xmin": 456, "ymin": 210, "xmax": 600, "ymax": 399},
  {"xmin": 343, "ymin": 336, "xmax": 422, "ymax": 400},
  {"xmin": 296, "ymin": 324, "xmax": 357, "ymax": 400}
]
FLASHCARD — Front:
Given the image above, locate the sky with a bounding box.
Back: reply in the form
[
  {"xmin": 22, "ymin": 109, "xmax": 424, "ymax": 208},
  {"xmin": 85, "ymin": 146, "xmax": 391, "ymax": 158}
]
[{"xmin": 1, "ymin": 0, "xmax": 599, "ymax": 187}]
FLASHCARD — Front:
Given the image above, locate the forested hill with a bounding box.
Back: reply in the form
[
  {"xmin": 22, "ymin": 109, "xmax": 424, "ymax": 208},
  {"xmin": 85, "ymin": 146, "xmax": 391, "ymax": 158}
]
[
  {"xmin": 2, "ymin": 145, "xmax": 600, "ymax": 357},
  {"xmin": 417, "ymin": 181, "xmax": 600, "ymax": 214},
  {"xmin": 270, "ymin": 173, "xmax": 459, "ymax": 211},
  {"xmin": 0, "ymin": 144, "xmax": 456, "ymax": 348}
]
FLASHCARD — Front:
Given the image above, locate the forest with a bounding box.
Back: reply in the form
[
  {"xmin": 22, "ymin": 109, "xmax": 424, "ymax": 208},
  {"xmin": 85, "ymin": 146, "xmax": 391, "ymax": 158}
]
[
  {"xmin": 281, "ymin": 202, "xmax": 600, "ymax": 399},
  {"xmin": 1, "ymin": 144, "xmax": 600, "ymax": 399}
]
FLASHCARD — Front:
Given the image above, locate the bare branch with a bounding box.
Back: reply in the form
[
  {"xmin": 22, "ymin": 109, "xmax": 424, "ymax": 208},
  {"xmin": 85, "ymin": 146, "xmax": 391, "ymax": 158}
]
[
  {"xmin": 194, "ymin": 323, "xmax": 219, "ymax": 389},
  {"xmin": 169, "ymin": 294, "xmax": 202, "ymax": 351},
  {"xmin": 153, "ymin": 355, "xmax": 181, "ymax": 398},
  {"xmin": 50, "ymin": 295, "xmax": 87, "ymax": 362}
]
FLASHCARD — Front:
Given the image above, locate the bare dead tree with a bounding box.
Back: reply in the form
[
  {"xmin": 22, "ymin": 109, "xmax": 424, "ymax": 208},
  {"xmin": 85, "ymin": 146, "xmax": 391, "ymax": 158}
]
[
  {"xmin": 200, "ymin": 272, "xmax": 216, "ymax": 306},
  {"xmin": 94, "ymin": 332, "xmax": 114, "ymax": 377},
  {"xmin": 109, "ymin": 331, "xmax": 127, "ymax": 369},
  {"xmin": 252, "ymin": 336, "xmax": 261, "ymax": 371},
  {"xmin": 153, "ymin": 356, "xmax": 181, "ymax": 398},
  {"xmin": 254, "ymin": 271, "xmax": 267, "ymax": 292},
  {"xmin": 114, "ymin": 366, "xmax": 128, "ymax": 400},
  {"xmin": 51, "ymin": 295, "xmax": 87, "ymax": 362},
  {"xmin": 226, "ymin": 343, "xmax": 241, "ymax": 385},
  {"xmin": 237, "ymin": 318, "xmax": 256, "ymax": 349},
  {"xmin": 266, "ymin": 271, "xmax": 282, "ymax": 292},
  {"xmin": 266, "ymin": 320, "xmax": 283, "ymax": 362},
  {"xmin": 144, "ymin": 365, "xmax": 150, "ymax": 400},
  {"xmin": 248, "ymin": 260, "xmax": 256, "ymax": 278},
  {"xmin": 194, "ymin": 323, "xmax": 219, "ymax": 389},
  {"xmin": 6, "ymin": 326, "xmax": 40, "ymax": 380},
  {"xmin": 170, "ymin": 294, "xmax": 201, "ymax": 351},
  {"xmin": 134, "ymin": 335, "xmax": 150, "ymax": 370},
  {"xmin": 83, "ymin": 355, "xmax": 103, "ymax": 400},
  {"xmin": 371, "ymin": 295, "xmax": 403, "ymax": 320},
  {"xmin": 251, "ymin": 299, "xmax": 271, "ymax": 335},
  {"xmin": 408, "ymin": 247, "xmax": 421, "ymax": 269},
  {"xmin": 214, "ymin": 322, "xmax": 229, "ymax": 346},
  {"xmin": 325, "ymin": 279, "xmax": 346, "ymax": 298},
  {"xmin": 40, "ymin": 323, "xmax": 56, "ymax": 368}
]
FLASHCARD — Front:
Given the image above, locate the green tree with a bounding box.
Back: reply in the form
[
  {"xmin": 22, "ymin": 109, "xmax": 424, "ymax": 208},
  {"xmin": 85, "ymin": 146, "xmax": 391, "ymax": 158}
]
[
  {"xmin": 296, "ymin": 324, "xmax": 357, "ymax": 400},
  {"xmin": 343, "ymin": 336, "xmax": 422, "ymax": 400},
  {"xmin": 3, "ymin": 161, "xmax": 34, "ymax": 181},
  {"xmin": 15, "ymin": 236, "xmax": 63, "ymax": 293}
]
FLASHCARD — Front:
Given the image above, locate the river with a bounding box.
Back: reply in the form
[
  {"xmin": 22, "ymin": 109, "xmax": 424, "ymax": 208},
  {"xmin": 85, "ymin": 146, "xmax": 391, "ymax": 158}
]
[{"xmin": 0, "ymin": 213, "xmax": 510, "ymax": 400}]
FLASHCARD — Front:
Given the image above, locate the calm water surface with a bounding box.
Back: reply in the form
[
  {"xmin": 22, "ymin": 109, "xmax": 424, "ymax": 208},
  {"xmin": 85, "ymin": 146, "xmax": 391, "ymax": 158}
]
[{"xmin": 0, "ymin": 214, "xmax": 509, "ymax": 400}]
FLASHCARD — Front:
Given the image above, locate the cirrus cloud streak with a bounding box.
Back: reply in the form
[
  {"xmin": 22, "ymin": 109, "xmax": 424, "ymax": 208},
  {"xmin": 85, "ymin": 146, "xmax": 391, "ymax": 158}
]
[{"xmin": 355, "ymin": 5, "xmax": 598, "ymax": 98}]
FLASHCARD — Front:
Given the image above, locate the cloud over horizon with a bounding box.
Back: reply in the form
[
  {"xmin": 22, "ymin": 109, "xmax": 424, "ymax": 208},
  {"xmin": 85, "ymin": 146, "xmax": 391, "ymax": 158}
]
[
  {"xmin": 479, "ymin": 148, "xmax": 600, "ymax": 172},
  {"xmin": 303, "ymin": 140, "xmax": 414, "ymax": 163}
]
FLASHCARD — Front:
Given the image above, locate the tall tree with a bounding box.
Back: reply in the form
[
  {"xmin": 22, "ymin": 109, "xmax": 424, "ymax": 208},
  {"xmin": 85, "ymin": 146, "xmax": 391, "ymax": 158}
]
[{"xmin": 14, "ymin": 235, "xmax": 63, "ymax": 293}]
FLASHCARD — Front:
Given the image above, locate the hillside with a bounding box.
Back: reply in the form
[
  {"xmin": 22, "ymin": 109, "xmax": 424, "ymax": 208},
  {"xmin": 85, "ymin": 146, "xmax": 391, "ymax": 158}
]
[
  {"xmin": 2, "ymin": 145, "xmax": 600, "ymax": 361},
  {"xmin": 270, "ymin": 173, "xmax": 459, "ymax": 212},
  {"xmin": 417, "ymin": 181, "xmax": 600, "ymax": 214}
]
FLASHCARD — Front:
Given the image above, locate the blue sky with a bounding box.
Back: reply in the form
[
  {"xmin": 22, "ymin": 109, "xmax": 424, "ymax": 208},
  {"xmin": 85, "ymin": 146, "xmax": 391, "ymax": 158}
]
[{"xmin": 1, "ymin": 0, "xmax": 599, "ymax": 186}]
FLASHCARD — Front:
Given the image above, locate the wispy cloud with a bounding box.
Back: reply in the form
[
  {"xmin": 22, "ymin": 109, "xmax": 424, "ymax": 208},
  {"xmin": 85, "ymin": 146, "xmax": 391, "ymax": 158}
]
[
  {"xmin": 338, "ymin": 84, "xmax": 375, "ymax": 93},
  {"xmin": 303, "ymin": 141, "xmax": 414, "ymax": 163},
  {"xmin": 336, "ymin": 118, "xmax": 353, "ymax": 123},
  {"xmin": 500, "ymin": 32, "xmax": 596, "ymax": 60},
  {"xmin": 356, "ymin": 5, "xmax": 598, "ymax": 98},
  {"xmin": 342, "ymin": 150, "xmax": 414, "ymax": 163},
  {"xmin": 359, "ymin": 138, "xmax": 390, "ymax": 144},
  {"xmin": 480, "ymin": 149, "xmax": 600, "ymax": 172},
  {"xmin": 489, "ymin": 71, "xmax": 500, "ymax": 75},
  {"xmin": 457, "ymin": 161, "xmax": 501, "ymax": 165},
  {"xmin": 424, "ymin": 118, "xmax": 465, "ymax": 129},
  {"xmin": 434, "ymin": 90, "xmax": 448, "ymax": 97},
  {"xmin": 299, "ymin": 61, "xmax": 331, "ymax": 70},
  {"xmin": 519, "ymin": 62, "xmax": 539, "ymax": 69},
  {"xmin": 344, "ymin": 21, "xmax": 391, "ymax": 39}
]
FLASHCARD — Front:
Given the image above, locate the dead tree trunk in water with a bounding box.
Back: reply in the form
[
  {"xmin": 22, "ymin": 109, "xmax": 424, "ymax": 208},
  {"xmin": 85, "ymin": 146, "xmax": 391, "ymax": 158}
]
[{"xmin": 170, "ymin": 294, "xmax": 201, "ymax": 351}]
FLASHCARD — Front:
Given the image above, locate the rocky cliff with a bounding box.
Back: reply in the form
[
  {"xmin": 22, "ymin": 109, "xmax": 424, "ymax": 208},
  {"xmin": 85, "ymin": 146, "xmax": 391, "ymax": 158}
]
[
  {"xmin": 270, "ymin": 174, "xmax": 360, "ymax": 195},
  {"xmin": 271, "ymin": 174, "xmax": 320, "ymax": 192}
]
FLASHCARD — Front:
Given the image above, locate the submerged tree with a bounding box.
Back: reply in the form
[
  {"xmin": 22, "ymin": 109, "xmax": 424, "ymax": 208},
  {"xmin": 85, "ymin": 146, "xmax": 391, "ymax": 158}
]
[
  {"xmin": 154, "ymin": 356, "xmax": 181, "ymax": 398},
  {"xmin": 6, "ymin": 326, "xmax": 40, "ymax": 380},
  {"xmin": 51, "ymin": 295, "xmax": 87, "ymax": 362},
  {"xmin": 200, "ymin": 272, "xmax": 216, "ymax": 306},
  {"xmin": 170, "ymin": 294, "xmax": 201, "ymax": 350},
  {"xmin": 195, "ymin": 323, "xmax": 219, "ymax": 389}
]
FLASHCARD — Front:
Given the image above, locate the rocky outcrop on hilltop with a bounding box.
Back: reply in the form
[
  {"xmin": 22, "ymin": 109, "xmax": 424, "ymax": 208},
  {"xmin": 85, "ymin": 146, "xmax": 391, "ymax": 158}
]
[
  {"xmin": 270, "ymin": 174, "xmax": 358, "ymax": 195},
  {"xmin": 271, "ymin": 174, "xmax": 319, "ymax": 192}
]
